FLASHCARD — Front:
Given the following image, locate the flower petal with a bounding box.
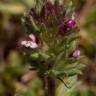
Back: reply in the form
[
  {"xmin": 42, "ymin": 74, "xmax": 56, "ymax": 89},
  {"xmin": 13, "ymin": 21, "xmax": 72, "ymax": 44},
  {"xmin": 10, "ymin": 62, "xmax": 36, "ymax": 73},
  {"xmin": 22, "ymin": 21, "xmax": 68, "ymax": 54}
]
[
  {"xmin": 30, "ymin": 42, "xmax": 38, "ymax": 49},
  {"xmin": 29, "ymin": 34, "xmax": 36, "ymax": 42}
]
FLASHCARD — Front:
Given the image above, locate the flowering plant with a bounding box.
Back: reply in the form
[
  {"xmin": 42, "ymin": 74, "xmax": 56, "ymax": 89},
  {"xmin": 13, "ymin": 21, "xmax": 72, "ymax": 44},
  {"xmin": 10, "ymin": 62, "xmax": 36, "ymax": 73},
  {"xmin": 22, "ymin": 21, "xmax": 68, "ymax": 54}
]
[{"xmin": 21, "ymin": 0, "xmax": 84, "ymax": 96}]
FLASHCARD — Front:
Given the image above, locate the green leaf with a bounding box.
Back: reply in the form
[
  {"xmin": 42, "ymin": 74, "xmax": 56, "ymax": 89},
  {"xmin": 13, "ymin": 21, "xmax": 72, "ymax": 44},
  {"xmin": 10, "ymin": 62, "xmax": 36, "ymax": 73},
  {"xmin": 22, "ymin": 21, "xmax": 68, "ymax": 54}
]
[
  {"xmin": 52, "ymin": 63, "xmax": 85, "ymax": 77},
  {"xmin": 56, "ymin": 76, "xmax": 80, "ymax": 96},
  {"xmin": 64, "ymin": 0, "xmax": 74, "ymax": 16}
]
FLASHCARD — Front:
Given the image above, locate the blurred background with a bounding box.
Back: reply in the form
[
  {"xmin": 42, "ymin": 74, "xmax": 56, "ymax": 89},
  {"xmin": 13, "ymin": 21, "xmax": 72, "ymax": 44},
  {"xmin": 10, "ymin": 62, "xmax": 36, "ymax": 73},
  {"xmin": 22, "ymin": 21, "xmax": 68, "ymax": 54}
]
[{"xmin": 0, "ymin": 0, "xmax": 96, "ymax": 96}]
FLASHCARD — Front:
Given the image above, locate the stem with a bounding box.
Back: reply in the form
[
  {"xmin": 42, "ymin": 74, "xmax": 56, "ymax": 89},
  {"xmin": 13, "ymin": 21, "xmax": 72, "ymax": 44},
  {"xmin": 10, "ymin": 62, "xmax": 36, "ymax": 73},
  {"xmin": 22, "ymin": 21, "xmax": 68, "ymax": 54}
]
[{"xmin": 45, "ymin": 76, "xmax": 55, "ymax": 96}]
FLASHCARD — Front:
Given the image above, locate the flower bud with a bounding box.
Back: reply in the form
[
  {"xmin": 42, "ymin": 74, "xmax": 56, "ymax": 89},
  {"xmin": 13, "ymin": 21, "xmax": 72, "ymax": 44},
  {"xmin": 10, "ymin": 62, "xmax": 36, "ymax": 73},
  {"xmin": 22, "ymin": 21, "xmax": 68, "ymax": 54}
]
[
  {"xmin": 71, "ymin": 50, "xmax": 80, "ymax": 58},
  {"xmin": 65, "ymin": 19, "xmax": 76, "ymax": 30}
]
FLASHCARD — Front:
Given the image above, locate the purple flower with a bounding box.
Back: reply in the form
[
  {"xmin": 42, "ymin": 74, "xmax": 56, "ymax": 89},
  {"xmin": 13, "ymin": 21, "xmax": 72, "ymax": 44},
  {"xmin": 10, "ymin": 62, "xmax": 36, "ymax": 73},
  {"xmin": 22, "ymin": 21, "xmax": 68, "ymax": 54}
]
[
  {"xmin": 29, "ymin": 1, "xmax": 77, "ymax": 37},
  {"xmin": 58, "ymin": 13, "xmax": 76, "ymax": 36},
  {"xmin": 71, "ymin": 50, "xmax": 80, "ymax": 58},
  {"xmin": 65, "ymin": 19, "xmax": 76, "ymax": 30}
]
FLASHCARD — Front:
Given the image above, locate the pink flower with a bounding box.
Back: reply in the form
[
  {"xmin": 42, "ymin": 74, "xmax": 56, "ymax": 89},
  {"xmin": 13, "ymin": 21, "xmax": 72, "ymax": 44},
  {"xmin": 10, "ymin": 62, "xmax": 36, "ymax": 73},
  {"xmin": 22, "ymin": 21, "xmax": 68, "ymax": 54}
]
[
  {"xmin": 21, "ymin": 40, "xmax": 38, "ymax": 49},
  {"xmin": 21, "ymin": 34, "xmax": 39, "ymax": 49},
  {"xmin": 72, "ymin": 50, "xmax": 80, "ymax": 58}
]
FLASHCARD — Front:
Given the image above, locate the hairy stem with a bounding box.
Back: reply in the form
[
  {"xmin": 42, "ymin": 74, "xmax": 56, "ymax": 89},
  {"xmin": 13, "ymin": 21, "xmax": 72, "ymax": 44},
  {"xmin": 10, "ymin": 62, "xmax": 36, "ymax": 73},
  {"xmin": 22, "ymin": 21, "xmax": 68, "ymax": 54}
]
[{"xmin": 45, "ymin": 76, "xmax": 55, "ymax": 96}]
